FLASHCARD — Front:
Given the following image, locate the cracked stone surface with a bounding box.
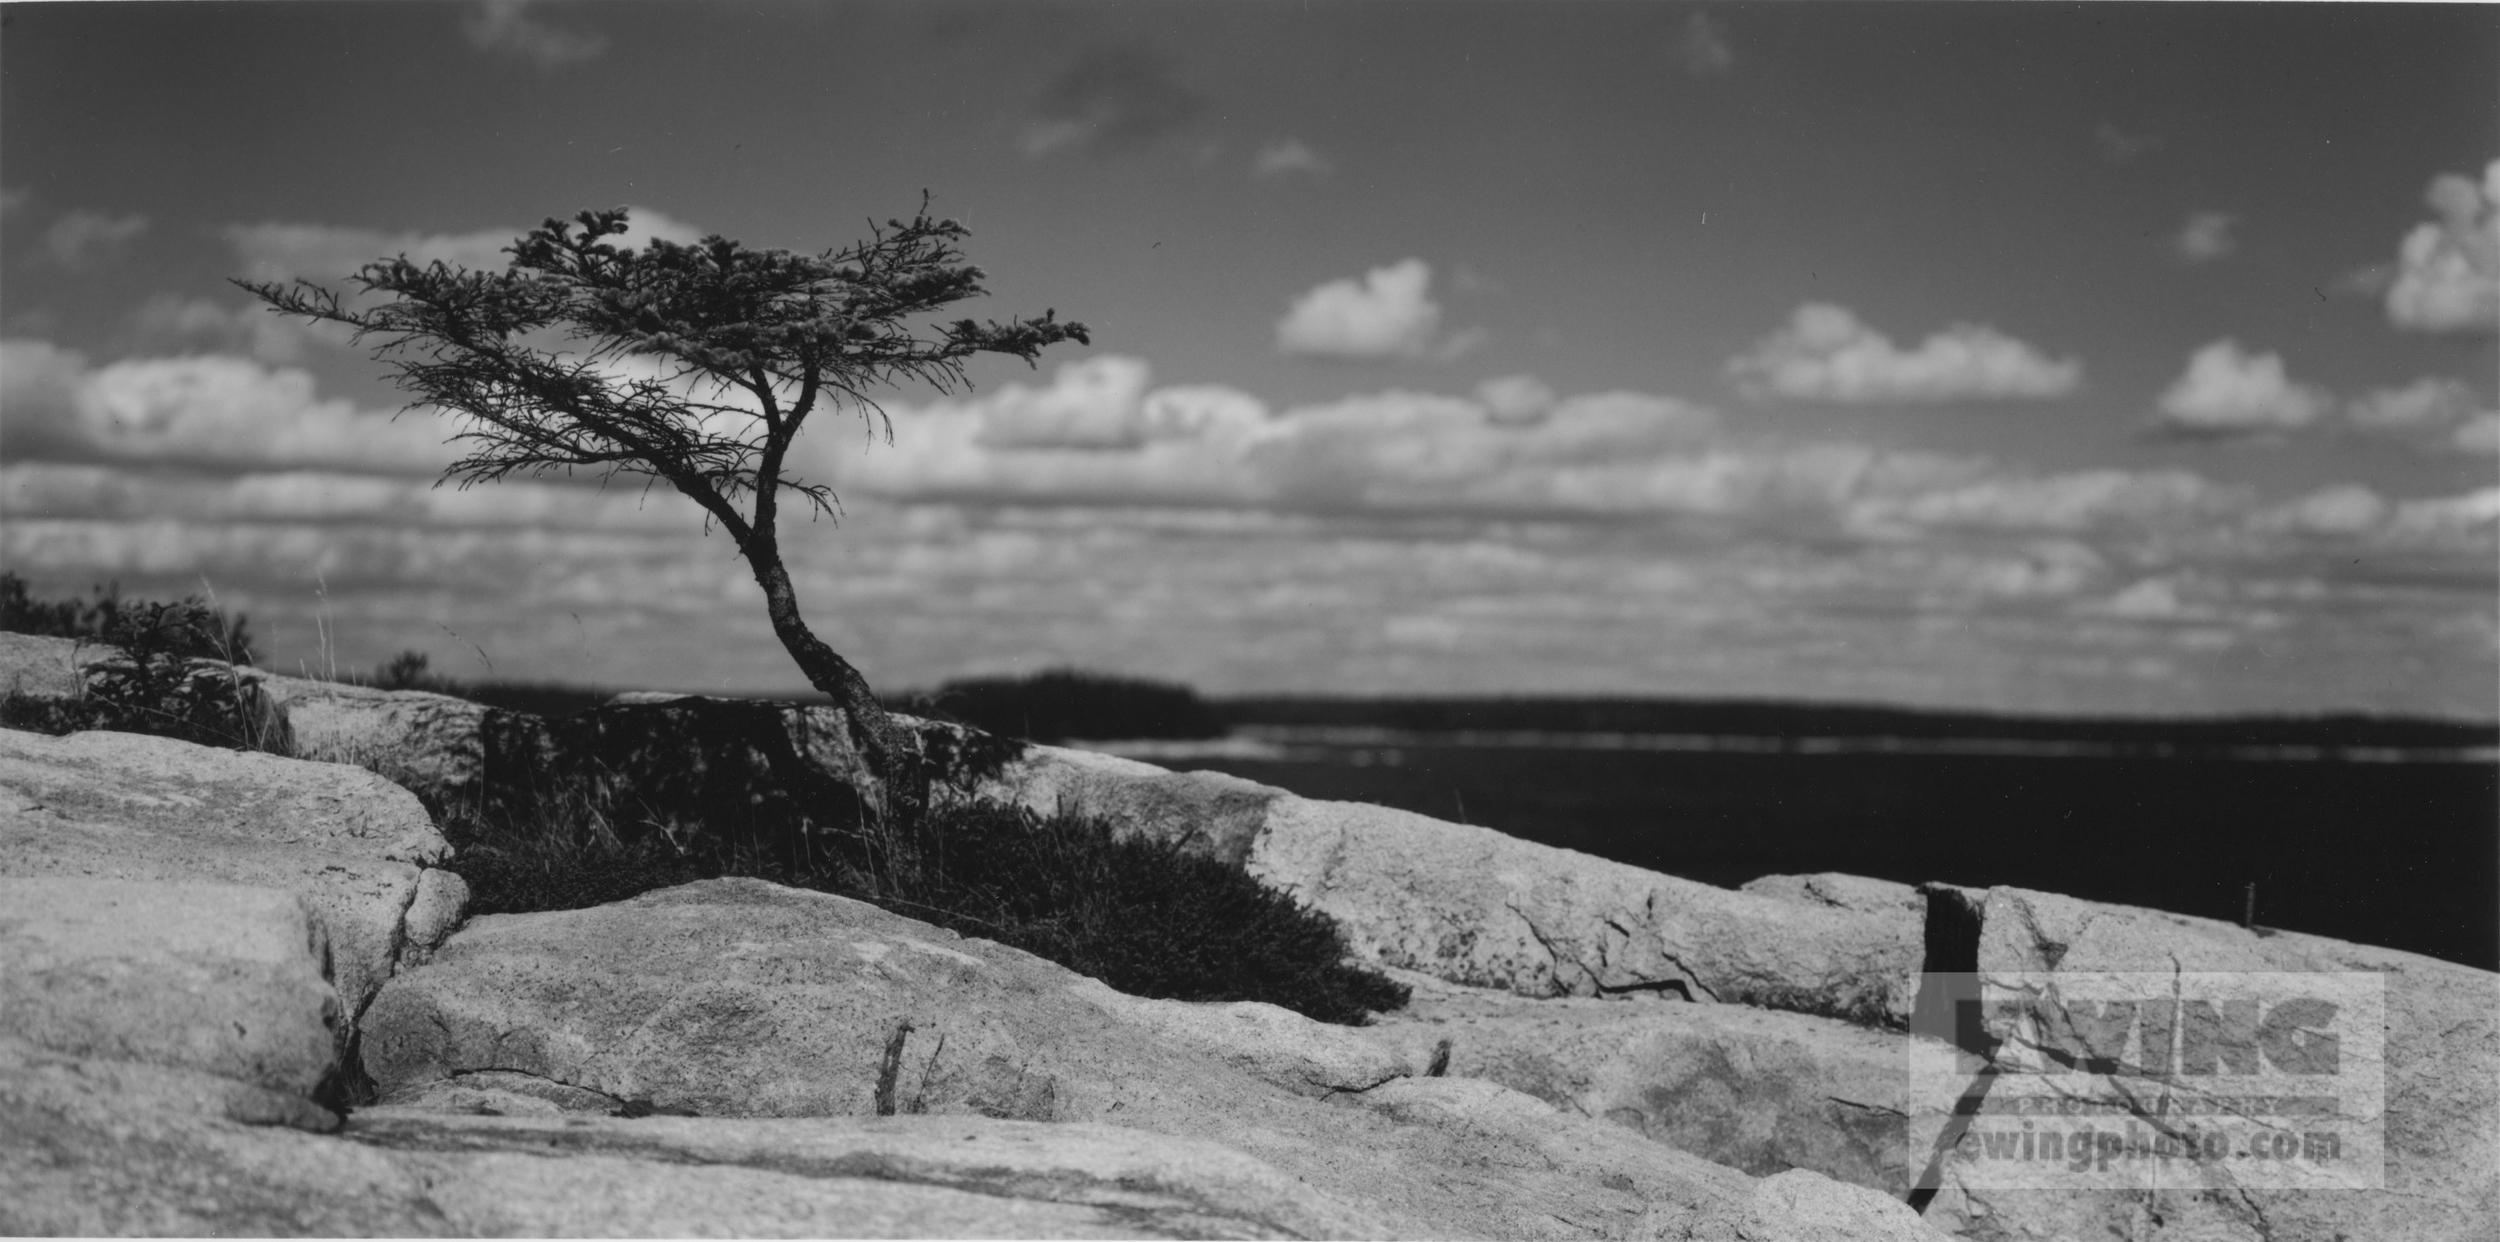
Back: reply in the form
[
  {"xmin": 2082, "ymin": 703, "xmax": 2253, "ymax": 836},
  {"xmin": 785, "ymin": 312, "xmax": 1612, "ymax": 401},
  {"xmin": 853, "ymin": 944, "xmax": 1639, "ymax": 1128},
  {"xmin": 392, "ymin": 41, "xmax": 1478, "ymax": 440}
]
[
  {"xmin": 1247, "ymin": 794, "xmax": 1923, "ymax": 1026},
  {"xmin": 1919, "ymin": 886, "xmax": 2500, "ymax": 1242},
  {"xmin": 0, "ymin": 728, "xmax": 462, "ymax": 1042},
  {"xmin": 0, "ymin": 878, "xmax": 344, "ymax": 1098},
  {"xmin": 1370, "ymin": 976, "xmax": 1958, "ymax": 1198},
  {"xmin": 361, "ymin": 876, "xmax": 1942, "ymax": 1240}
]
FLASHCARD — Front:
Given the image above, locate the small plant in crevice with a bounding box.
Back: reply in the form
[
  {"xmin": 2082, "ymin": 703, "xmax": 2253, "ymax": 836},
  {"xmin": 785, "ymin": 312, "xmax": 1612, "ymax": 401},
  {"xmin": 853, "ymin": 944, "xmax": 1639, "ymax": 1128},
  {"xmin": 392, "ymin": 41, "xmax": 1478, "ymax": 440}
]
[{"xmin": 0, "ymin": 573, "xmax": 289, "ymax": 754}]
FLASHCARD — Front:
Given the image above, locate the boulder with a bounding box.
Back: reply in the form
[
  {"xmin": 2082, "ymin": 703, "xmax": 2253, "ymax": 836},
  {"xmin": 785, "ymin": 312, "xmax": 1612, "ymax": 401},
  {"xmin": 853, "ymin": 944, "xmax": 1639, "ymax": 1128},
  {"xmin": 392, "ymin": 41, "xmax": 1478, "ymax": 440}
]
[
  {"xmin": 1916, "ymin": 885, "xmax": 2500, "ymax": 1242},
  {"xmin": 361, "ymin": 877, "xmax": 1944, "ymax": 1240},
  {"xmin": 0, "ymin": 630, "xmax": 107, "ymax": 699},
  {"xmin": 1249, "ymin": 796, "xmax": 1923, "ymax": 1027},
  {"xmin": 978, "ymin": 743, "xmax": 1288, "ymax": 865},
  {"xmin": 0, "ymin": 728, "xmax": 465, "ymax": 1032},
  {"xmin": 1370, "ymin": 979, "xmax": 1954, "ymax": 1199},
  {"xmin": 0, "ymin": 877, "xmax": 343, "ymax": 1098},
  {"xmin": 242, "ymin": 671, "xmax": 493, "ymax": 813}
]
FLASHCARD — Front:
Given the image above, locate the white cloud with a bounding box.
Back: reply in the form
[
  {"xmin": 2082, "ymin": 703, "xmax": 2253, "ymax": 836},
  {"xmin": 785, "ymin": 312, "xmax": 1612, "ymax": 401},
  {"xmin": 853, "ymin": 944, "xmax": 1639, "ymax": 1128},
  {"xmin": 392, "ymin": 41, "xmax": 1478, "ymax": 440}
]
[
  {"xmin": 39, "ymin": 209, "xmax": 148, "ymax": 269},
  {"xmin": 0, "ymin": 341, "xmax": 453, "ymax": 475},
  {"xmin": 2384, "ymin": 159, "xmax": 2500, "ymax": 334},
  {"xmin": 2248, "ymin": 484, "xmax": 2500, "ymax": 549},
  {"xmin": 1476, "ymin": 374, "xmax": 1556, "ymax": 425},
  {"xmin": 2454, "ymin": 413, "xmax": 2500, "ymax": 455},
  {"xmin": 971, "ymin": 355, "xmax": 1159, "ymax": 449},
  {"xmin": 1253, "ymin": 139, "xmax": 1332, "ymax": 179},
  {"xmin": 1846, "ymin": 469, "xmax": 2240, "ymax": 536},
  {"xmin": 1726, "ymin": 303, "xmax": 2082, "ymax": 403},
  {"xmin": 2172, "ymin": 211, "xmax": 2237, "ymax": 263},
  {"xmin": 2347, "ymin": 376, "xmax": 2487, "ymax": 431},
  {"xmin": 1672, "ymin": 11, "xmax": 1735, "ymax": 77},
  {"xmin": 226, "ymin": 207, "xmax": 706, "ymax": 284},
  {"xmin": 122, "ymin": 294, "xmax": 353, "ymax": 365},
  {"xmin": 1276, "ymin": 259, "xmax": 1451, "ymax": 361},
  {"xmin": 2087, "ymin": 577, "xmax": 2204, "ymax": 621},
  {"xmin": 462, "ymin": 0, "xmax": 608, "ymax": 70},
  {"xmin": 2153, "ymin": 340, "xmax": 2331, "ymax": 435}
]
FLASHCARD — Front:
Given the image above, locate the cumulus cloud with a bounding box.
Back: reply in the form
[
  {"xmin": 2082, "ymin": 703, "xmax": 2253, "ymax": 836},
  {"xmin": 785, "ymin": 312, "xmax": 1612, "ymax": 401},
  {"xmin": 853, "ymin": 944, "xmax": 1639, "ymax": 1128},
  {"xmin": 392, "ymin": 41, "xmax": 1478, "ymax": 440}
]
[
  {"xmin": 2383, "ymin": 159, "xmax": 2499, "ymax": 334},
  {"xmin": 971, "ymin": 355, "xmax": 1160, "ymax": 449},
  {"xmin": 1726, "ymin": 303, "xmax": 2082, "ymax": 403},
  {"xmin": 1276, "ymin": 259, "xmax": 1479, "ymax": 361},
  {"xmin": 2250, "ymin": 484, "xmax": 2500, "ymax": 550},
  {"xmin": 225, "ymin": 206, "xmax": 706, "ymax": 284},
  {"xmin": 2153, "ymin": 340, "xmax": 2331, "ymax": 436},
  {"xmin": 462, "ymin": 0, "xmax": 608, "ymax": 70},
  {"xmin": 121, "ymin": 294, "xmax": 352, "ymax": 365},
  {"xmin": 1476, "ymin": 374, "xmax": 1557, "ymax": 425},
  {"xmin": 2347, "ymin": 376, "xmax": 2486, "ymax": 431},
  {"xmin": 0, "ymin": 341, "xmax": 454, "ymax": 475},
  {"xmin": 1672, "ymin": 11, "xmax": 1735, "ymax": 78},
  {"xmin": 38, "ymin": 209, "xmax": 148, "ymax": 269},
  {"xmin": 2345, "ymin": 376, "xmax": 2496, "ymax": 456},
  {"xmin": 1253, "ymin": 139, "xmax": 1332, "ymax": 179},
  {"xmin": 2172, "ymin": 211, "xmax": 2237, "ymax": 263},
  {"xmin": 1022, "ymin": 45, "xmax": 1206, "ymax": 159}
]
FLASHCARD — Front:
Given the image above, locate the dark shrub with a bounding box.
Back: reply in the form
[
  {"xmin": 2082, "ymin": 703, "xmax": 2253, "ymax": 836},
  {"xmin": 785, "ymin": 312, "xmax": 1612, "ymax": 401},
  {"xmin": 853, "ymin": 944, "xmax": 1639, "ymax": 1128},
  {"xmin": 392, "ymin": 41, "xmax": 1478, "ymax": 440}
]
[
  {"xmin": 922, "ymin": 668, "xmax": 1224, "ymax": 742},
  {"xmin": 0, "ymin": 573, "xmax": 283, "ymax": 752},
  {"xmin": 439, "ymin": 704, "xmax": 1407, "ymax": 1024},
  {"xmin": 852, "ymin": 799, "xmax": 1410, "ymax": 1024}
]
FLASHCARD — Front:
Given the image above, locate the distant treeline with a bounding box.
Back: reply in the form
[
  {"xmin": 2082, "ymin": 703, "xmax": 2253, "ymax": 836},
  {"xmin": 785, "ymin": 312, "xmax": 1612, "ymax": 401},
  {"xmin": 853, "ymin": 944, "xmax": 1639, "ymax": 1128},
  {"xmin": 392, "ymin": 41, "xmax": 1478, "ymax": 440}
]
[
  {"xmin": 909, "ymin": 670, "xmax": 1226, "ymax": 743},
  {"xmin": 1215, "ymin": 695, "xmax": 2500, "ymax": 751}
]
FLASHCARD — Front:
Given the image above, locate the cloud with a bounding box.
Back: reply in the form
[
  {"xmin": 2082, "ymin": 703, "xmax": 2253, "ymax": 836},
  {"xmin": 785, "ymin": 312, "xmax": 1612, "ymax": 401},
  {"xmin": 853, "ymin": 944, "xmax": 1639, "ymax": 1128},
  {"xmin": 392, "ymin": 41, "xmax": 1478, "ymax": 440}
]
[
  {"xmin": 121, "ymin": 295, "xmax": 351, "ymax": 365},
  {"xmin": 1726, "ymin": 303, "xmax": 2082, "ymax": 404},
  {"xmin": 0, "ymin": 340, "xmax": 454, "ymax": 476},
  {"xmin": 2172, "ymin": 211, "xmax": 2237, "ymax": 263},
  {"xmin": 1022, "ymin": 45, "xmax": 1206, "ymax": 159},
  {"xmin": 971, "ymin": 355, "xmax": 1161, "ymax": 449},
  {"xmin": 0, "ymin": 188, "xmax": 28, "ymax": 219},
  {"xmin": 2153, "ymin": 340, "xmax": 2331, "ymax": 436},
  {"xmin": 1252, "ymin": 139, "xmax": 1332, "ymax": 179},
  {"xmin": 1845, "ymin": 469, "xmax": 2241, "ymax": 537},
  {"xmin": 2093, "ymin": 123, "xmax": 2163, "ymax": 164},
  {"xmin": 2250, "ymin": 484, "xmax": 2500, "ymax": 550},
  {"xmin": 2455, "ymin": 414, "xmax": 2500, "ymax": 455},
  {"xmin": 2383, "ymin": 159, "xmax": 2499, "ymax": 334},
  {"xmin": 831, "ymin": 358, "xmax": 2228, "ymax": 535},
  {"xmin": 225, "ymin": 207, "xmax": 706, "ymax": 284},
  {"xmin": 1476, "ymin": 374, "xmax": 1556, "ymax": 425},
  {"xmin": 1671, "ymin": 11, "xmax": 1735, "ymax": 78},
  {"xmin": 2346, "ymin": 377, "xmax": 2495, "ymax": 455},
  {"xmin": 1276, "ymin": 259, "xmax": 1457, "ymax": 361},
  {"xmin": 462, "ymin": 0, "xmax": 608, "ymax": 70},
  {"xmin": 38, "ymin": 209, "xmax": 148, "ymax": 269}
]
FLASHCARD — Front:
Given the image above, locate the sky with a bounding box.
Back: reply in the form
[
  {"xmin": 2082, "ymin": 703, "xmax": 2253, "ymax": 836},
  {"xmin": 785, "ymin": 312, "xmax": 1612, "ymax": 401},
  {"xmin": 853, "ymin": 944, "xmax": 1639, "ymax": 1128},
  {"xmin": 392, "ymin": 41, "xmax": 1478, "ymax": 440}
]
[{"xmin": 2, "ymin": 0, "xmax": 2495, "ymax": 718}]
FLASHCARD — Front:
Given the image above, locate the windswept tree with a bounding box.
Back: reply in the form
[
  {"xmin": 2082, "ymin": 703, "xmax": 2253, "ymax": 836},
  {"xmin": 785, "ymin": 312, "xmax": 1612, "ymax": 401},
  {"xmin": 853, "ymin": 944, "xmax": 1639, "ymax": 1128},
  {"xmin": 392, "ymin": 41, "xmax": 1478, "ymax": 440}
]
[{"xmin": 242, "ymin": 204, "xmax": 1088, "ymax": 806}]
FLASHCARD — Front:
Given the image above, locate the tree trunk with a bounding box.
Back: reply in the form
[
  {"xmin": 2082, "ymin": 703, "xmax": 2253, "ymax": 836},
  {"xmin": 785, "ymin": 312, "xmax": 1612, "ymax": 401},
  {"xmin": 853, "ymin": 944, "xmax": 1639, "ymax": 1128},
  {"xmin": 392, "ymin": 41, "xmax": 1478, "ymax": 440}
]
[{"xmin": 743, "ymin": 544, "xmax": 920, "ymax": 820}]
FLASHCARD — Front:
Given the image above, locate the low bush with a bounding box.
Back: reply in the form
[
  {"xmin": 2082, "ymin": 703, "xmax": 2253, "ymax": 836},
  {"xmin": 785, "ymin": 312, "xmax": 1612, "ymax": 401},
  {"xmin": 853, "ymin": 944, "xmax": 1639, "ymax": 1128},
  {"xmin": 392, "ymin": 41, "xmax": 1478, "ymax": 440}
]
[{"xmin": 0, "ymin": 573, "xmax": 285, "ymax": 753}]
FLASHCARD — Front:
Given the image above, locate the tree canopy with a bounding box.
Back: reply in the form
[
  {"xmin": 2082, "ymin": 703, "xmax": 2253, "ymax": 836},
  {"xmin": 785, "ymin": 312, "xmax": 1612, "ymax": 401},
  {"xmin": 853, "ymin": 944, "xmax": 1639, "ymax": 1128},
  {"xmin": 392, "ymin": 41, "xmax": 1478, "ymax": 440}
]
[{"xmin": 242, "ymin": 203, "xmax": 1090, "ymax": 806}]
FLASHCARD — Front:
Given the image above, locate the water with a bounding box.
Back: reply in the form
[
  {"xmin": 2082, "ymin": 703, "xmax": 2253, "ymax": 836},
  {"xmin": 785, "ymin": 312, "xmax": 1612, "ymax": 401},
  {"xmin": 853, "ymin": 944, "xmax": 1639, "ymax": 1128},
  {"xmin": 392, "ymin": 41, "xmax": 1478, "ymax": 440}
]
[{"xmin": 1093, "ymin": 729, "xmax": 2499, "ymax": 972}]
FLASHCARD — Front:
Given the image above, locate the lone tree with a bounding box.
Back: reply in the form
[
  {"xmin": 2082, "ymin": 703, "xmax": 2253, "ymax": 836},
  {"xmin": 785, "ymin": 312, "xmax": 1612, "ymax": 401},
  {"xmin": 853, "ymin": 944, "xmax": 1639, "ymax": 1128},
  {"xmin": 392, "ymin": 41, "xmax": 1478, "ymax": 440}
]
[{"xmin": 242, "ymin": 204, "xmax": 1087, "ymax": 807}]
